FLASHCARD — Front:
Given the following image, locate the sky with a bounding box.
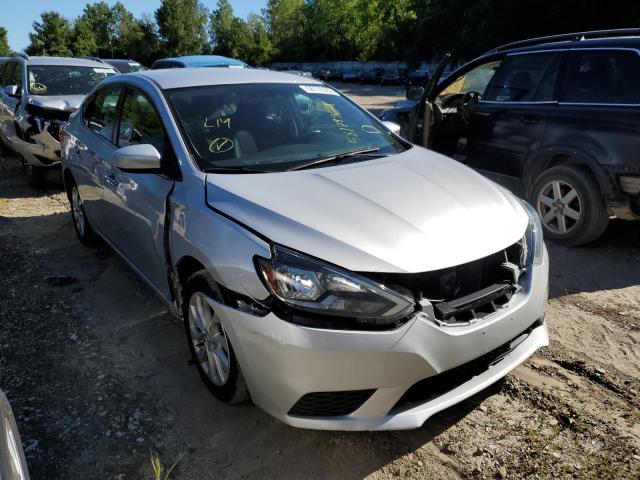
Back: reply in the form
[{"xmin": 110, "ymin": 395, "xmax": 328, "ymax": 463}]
[{"xmin": 3, "ymin": 0, "xmax": 268, "ymax": 52}]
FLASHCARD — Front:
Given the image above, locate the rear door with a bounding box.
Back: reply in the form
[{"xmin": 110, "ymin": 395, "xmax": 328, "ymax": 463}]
[
  {"xmin": 545, "ymin": 48, "xmax": 640, "ymax": 175},
  {"xmin": 98, "ymin": 86, "xmax": 176, "ymax": 299},
  {"xmin": 464, "ymin": 51, "xmax": 561, "ymax": 187}
]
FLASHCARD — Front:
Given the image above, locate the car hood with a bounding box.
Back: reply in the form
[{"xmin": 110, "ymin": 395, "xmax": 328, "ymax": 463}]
[
  {"xmin": 205, "ymin": 147, "xmax": 529, "ymax": 273},
  {"xmin": 29, "ymin": 95, "xmax": 85, "ymax": 112}
]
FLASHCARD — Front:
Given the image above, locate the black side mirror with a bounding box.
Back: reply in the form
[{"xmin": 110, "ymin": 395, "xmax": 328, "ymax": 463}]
[{"xmin": 406, "ymin": 86, "xmax": 424, "ymax": 101}]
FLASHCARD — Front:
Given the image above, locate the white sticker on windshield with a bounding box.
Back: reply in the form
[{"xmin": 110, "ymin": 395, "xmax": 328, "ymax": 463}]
[
  {"xmin": 93, "ymin": 68, "xmax": 115, "ymax": 74},
  {"xmin": 299, "ymin": 85, "xmax": 338, "ymax": 96}
]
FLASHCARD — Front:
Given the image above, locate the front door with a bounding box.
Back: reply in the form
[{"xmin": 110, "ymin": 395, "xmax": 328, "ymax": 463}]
[
  {"xmin": 464, "ymin": 52, "xmax": 561, "ymax": 185},
  {"xmin": 99, "ymin": 87, "xmax": 176, "ymax": 300}
]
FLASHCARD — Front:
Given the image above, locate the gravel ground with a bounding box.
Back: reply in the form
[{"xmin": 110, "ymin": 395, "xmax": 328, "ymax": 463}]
[{"xmin": 0, "ymin": 84, "xmax": 639, "ymax": 479}]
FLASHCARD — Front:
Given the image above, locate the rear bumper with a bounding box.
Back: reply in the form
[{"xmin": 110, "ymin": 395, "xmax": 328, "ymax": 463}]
[{"xmin": 213, "ymin": 248, "xmax": 548, "ymax": 431}]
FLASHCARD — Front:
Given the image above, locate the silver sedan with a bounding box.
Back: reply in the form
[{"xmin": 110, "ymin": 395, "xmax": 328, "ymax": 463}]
[{"xmin": 61, "ymin": 68, "xmax": 548, "ymax": 430}]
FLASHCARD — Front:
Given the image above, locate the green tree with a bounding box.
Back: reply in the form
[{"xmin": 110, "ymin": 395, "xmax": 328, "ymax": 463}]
[
  {"xmin": 0, "ymin": 27, "xmax": 11, "ymax": 56},
  {"xmin": 78, "ymin": 1, "xmax": 136, "ymax": 58},
  {"xmin": 155, "ymin": 0, "xmax": 209, "ymax": 56},
  {"xmin": 71, "ymin": 18, "xmax": 98, "ymax": 56},
  {"xmin": 120, "ymin": 14, "xmax": 161, "ymax": 66},
  {"xmin": 245, "ymin": 14, "xmax": 273, "ymax": 65},
  {"xmin": 264, "ymin": 0, "xmax": 307, "ymax": 61},
  {"xmin": 26, "ymin": 12, "xmax": 73, "ymax": 56}
]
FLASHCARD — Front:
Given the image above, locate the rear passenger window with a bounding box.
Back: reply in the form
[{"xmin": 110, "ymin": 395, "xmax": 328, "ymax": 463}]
[
  {"xmin": 484, "ymin": 53, "xmax": 558, "ymax": 102},
  {"xmin": 118, "ymin": 89, "xmax": 166, "ymax": 155},
  {"xmin": 561, "ymin": 50, "xmax": 640, "ymax": 104},
  {"xmin": 84, "ymin": 86, "xmax": 121, "ymax": 141}
]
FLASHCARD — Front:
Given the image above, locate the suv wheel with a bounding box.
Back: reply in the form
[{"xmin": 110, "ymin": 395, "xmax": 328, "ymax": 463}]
[
  {"xmin": 69, "ymin": 182, "xmax": 97, "ymax": 244},
  {"xmin": 183, "ymin": 271, "xmax": 248, "ymax": 404},
  {"xmin": 531, "ymin": 166, "xmax": 609, "ymax": 246}
]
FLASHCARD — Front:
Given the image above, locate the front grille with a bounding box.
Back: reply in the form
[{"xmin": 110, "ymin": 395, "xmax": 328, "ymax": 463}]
[
  {"xmin": 390, "ymin": 320, "xmax": 541, "ymax": 414},
  {"xmin": 365, "ymin": 241, "xmax": 524, "ymax": 325},
  {"xmin": 288, "ymin": 389, "xmax": 376, "ymax": 417}
]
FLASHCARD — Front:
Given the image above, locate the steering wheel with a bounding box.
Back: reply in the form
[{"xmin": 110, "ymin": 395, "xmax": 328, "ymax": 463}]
[{"xmin": 459, "ymin": 91, "xmax": 480, "ymax": 124}]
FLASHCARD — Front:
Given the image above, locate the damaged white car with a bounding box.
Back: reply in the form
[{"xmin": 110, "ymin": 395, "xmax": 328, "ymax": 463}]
[
  {"xmin": 0, "ymin": 54, "xmax": 116, "ymax": 186},
  {"xmin": 61, "ymin": 69, "xmax": 549, "ymax": 430}
]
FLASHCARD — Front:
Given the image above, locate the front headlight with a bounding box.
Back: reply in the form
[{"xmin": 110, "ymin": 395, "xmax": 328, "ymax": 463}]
[
  {"xmin": 255, "ymin": 245, "xmax": 415, "ymax": 323},
  {"xmin": 519, "ymin": 200, "xmax": 544, "ymax": 266}
]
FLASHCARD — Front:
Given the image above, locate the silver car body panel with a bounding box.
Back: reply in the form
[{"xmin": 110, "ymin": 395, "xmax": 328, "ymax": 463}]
[
  {"xmin": 61, "ymin": 69, "xmax": 549, "ymax": 430},
  {"xmin": 206, "ymin": 147, "xmax": 528, "ymax": 273}
]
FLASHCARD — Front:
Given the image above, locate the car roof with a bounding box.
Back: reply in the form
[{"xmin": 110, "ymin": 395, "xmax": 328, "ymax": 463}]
[
  {"xmin": 495, "ymin": 36, "xmax": 640, "ymax": 55},
  {"xmin": 105, "ymin": 59, "xmax": 141, "ymax": 65},
  {"xmin": 155, "ymin": 55, "xmax": 247, "ymax": 68},
  {"xmin": 129, "ymin": 68, "xmax": 323, "ymax": 90},
  {"xmin": 14, "ymin": 56, "xmax": 114, "ymax": 68}
]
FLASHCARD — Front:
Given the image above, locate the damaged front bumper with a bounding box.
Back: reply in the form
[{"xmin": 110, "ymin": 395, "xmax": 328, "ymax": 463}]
[{"xmin": 16, "ymin": 119, "xmax": 66, "ymax": 168}]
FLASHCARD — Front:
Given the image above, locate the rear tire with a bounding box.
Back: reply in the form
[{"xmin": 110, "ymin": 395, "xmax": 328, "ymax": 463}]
[
  {"xmin": 530, "ymin": 165, "xmax": 609, "ymax": 246},
  {"xmin": 183, "ymin": 271, "xmax": 249, "ymax": 404}
]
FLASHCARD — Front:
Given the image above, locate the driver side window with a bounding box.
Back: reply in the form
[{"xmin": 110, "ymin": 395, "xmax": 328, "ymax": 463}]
[
  {"xmin": 483, "ymin": 53, "xmax": 558, "ymax": 102},
  {"xmin": 117, "ymin": 89, "xmax": 165, "ymax": 156},
  {"xmin": 438, "ymin": 60, "xmax": 502, "ymax": 99}
]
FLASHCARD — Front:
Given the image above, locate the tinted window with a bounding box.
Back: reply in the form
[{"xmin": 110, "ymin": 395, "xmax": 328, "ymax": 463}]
[
  {"xmin": 169, "ymin": 83, "xmax": 407, "ymax": 172},
  {"xmin": 561, "ymin": 50, "xmax": 640, "ymax": 104},
  {"xmin": 84, "ymin": 86, "xmax": 122, "ymax": 141},
  {"xmin": 118, "ymin": 89, "xmax": 165, "ymax": 155},
  {"xmin": 1, "ymin": 62, "xmax": 16, "ymax": 86},
  {"xmin": 484, "ymin": 53, "xmax": 557, "ymax": 102}
]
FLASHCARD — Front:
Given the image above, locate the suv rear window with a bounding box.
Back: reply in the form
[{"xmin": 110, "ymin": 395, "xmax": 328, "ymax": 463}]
[{"xmin": 561, "ymin": 50, "xmax": 640, "ymax": 105}]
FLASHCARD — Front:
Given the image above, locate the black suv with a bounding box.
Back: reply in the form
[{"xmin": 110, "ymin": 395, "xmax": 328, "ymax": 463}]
[{"xmin": 380, "ymin": 29, "xmax": 640, "ymax": 245}]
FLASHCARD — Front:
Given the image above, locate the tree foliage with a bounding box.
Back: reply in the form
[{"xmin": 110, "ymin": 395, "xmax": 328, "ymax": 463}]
[
  {"xmin": 26, "ymin": 12, "xmax": 73, "ymax": 56},
  {"xmin": 0, "ymin": 27, "xmax": 11, "ymax": 57},
  {"xmin": 155, "ymin": 0, "xmax": 209, "ymax": 57},
  {"xmin": 14, "ymin": 0, "xmax": 640, "ymax": 65}
]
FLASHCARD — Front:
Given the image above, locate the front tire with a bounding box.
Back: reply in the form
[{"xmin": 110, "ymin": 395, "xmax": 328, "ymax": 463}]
[
  {"xmin": 69, "ymin": 182, "xmax": 97, "ymax": 244},
  {"xmin": 531, "ymin": 165, "xmax": 609, "ymax": 246},
  {"xmin": 183, "ymin": 271, "xmax": 248, "ymax": 404}
]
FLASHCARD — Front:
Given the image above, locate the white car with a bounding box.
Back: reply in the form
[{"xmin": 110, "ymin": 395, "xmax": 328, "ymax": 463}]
[{"xmin": 61, "ymin": 68, "xmax": 548, "ymax": 430}]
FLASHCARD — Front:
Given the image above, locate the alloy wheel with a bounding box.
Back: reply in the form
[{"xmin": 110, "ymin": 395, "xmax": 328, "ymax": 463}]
[
  {"xmin": 71, "ymin": 187, "xmax": 86, "ymax": 237},
  {"xmin": 536, "ymin": 180, "xmax": 582, "ymax": 234},
  {"xmin": 188, "ymin": 292, "xmax": 231, "ymax": 387}
]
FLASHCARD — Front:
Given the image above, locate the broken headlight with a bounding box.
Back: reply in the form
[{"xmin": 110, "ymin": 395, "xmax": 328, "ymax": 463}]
[
  {"xmin": 255, "ymin": 245, "xmax": 415, "ymax": 323},
  {"xmin": 520, "ymin": 200, "xmax": 544, "ymax": 266}
]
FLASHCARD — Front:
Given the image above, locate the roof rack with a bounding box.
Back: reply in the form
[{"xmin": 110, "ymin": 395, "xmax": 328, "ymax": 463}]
[
  {"xmin": 16, "ymin": 52, "xmax": 30, "ymax": 60},
  {"xmin": 489, "ymin": 28, "xmax": 640, "ymax": 53}
]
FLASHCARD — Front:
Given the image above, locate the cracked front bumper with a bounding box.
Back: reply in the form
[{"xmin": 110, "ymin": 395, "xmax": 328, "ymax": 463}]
[{"xmin": 214, "ymin": 248, "xmax": 549, "ymax": 431}]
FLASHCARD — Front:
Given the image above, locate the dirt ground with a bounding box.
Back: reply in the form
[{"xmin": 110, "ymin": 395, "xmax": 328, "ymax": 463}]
[{"xmin": 0, "ymin": 84, "xmax": 639, "ymax": 479}]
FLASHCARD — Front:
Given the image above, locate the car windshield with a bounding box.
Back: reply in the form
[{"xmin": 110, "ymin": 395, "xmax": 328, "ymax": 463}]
[
  {"xmin": 27, "ymin": 65, "xmax": 116, "ymax": 96},
  {"xmin": 168, "ymin": 83, "xmax": 408, "ymax": 172}
]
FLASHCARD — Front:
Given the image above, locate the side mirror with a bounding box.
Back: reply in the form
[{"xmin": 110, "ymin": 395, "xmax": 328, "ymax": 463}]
[
  {"xmin": 4, "ymin": 85, "xmax": 19, "ymax": 97},
  {"xmin": 406, "ymin": 86, "xmax": 424, "ymax": 101},
  {"xmin": 382, "ymin": 121, "xmax": 401, "ymax": 135},
  {"xmin": 113, "ymin": 144, "xmax": 161, "ymax": 172}
]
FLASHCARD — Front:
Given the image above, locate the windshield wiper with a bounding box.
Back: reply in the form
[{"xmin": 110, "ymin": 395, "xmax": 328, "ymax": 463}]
[
  {"xmin": 286, "ymin": 147, "xmax": 385, "ymax": 171},
  {"xmin": 203, "ymin": 166, "xmax": 271, "ymax": 174}
]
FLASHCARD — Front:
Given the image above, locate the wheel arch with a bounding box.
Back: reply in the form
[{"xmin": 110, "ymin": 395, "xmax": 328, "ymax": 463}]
[{"xmin": 524, "ymin": 147, "xmax": 615, "ymax": 199}]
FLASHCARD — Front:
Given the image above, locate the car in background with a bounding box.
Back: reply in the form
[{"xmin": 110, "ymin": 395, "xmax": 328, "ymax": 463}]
[
  {"xmin": 0, "ymin": 54, "xmax": 116, "ymax": 186},
  {"xmin": 102, "ymin": 59, "xmax": 146, "ymax": 73},
  {"xmin": 360, "ymin": 68, "xmax": 383, "ymax": 84},
  {"xmin": 380, "ymin": 68, "xmax": 400, "ymax": 85},
  {"xmin": 61, "ymin": 67, "xmax": 547, "ymax": 431},
  {"xmin": 313, "ymin": 67, "xmax": 330, "ymax": 80},
  {"xmin": 0, "ymin": 389, "xmax": 30, "ymax": 480},
  {"xmin": 341, "ymin": 70, "xmax": 360, "ymax": 82},
  {"xmin": 151, "ymin": 55, "xmax": 248, "ymax": 70},
  {"xmin": 407, "ymin": 68, "xmax": 431, "ymax": 86},
  {"xmin": 286, "ymin": 70, "xmax": 313, "ymax": 78},
  {"xmin": 380, "ymin": 28, "xmax": 640, "ymax": 245}
]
